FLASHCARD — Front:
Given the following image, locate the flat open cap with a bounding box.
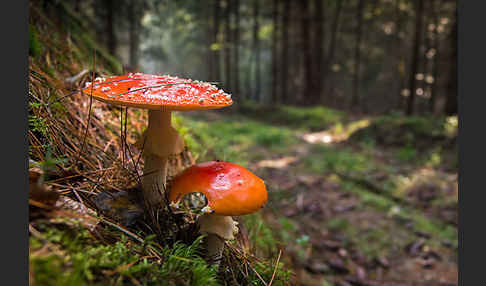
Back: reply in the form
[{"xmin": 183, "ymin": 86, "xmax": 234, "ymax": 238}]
[
  {"xmin": 80, "ymin": 73, "xmax": 233, "ymax": 111},
  {"xmin": 169, "ymin": 161, "xmax": 268, "ymax": 216}
]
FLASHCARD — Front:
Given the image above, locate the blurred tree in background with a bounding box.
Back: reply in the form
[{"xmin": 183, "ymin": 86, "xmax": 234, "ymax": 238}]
[{"xmin": 52, "ymin": 0, "xmax": 457, "ymax": 116}]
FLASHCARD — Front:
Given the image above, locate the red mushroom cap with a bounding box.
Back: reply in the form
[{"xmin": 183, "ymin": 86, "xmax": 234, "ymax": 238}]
[
  {"xmin": 169, "ymin": 161, "xmax": 268, "ymax": 216},
  {"xmin": 81, "ymin": 74, "xmax": 233, "ymax": 111}
]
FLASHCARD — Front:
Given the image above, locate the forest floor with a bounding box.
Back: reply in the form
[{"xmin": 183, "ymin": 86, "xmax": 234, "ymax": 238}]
[{"xmin": 179, "ymin": 106, "xmax": 458, "ymax": 286}]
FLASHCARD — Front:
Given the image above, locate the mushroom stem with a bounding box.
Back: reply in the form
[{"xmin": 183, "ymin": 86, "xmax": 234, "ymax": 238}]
[
  {"xmin": 203, "ymin": 233, "xmax": 226, "ymax": 266},
  {"xmin": 197, "ymin": 214, "xmax": 237, "ymax": 267},
  {"xmin": 139, "ymin": 110, "xmax": 185, "ymax": 207},
  {"xmin": 141, "ymin": 154, "xmax": 168, "ymax": 206}
]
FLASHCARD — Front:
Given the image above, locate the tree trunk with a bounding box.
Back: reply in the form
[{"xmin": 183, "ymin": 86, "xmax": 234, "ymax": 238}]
[
  {"xmin": 322, "ymin": 0, "xmax": 344, "ymax": 103},
  {"xmin": 281, "ymin": 0, "xmax": 290, "ymax": 104},
  {"xmin": 351, "ymin": 0, "xmax": 364, "ymax": 109},
  {"xmin": 253, "ymin": 0, "xmax": 261, "ymax": 102},
  {"xmin": 420, "ymin": 0, "xmax": 432, "ymax": 113},
  {"xmin": 271, "ymin": 0, "xmax": 279, "ymax": 103},
  {"xmin": 314, "ymin": 0, "xmax": 324, "ymax": 104},
  {"xmin": 406, "ymin": 0, "xmax": 424, "ymax": 115},
  {"xmin": 444, "ymin": 8, "xmax": 457, "ymax": 115},
  {"xmin": 429, "ymin": 0, "xmax": 441, "ymax": 113},
  {"xmin": 128, "ymin": 0, "xmax": 140, "ymax": 70},
  {"xmin": 300, "ymin": 0, "xmax": 314, "ymax": 105},
  {"xmin": 394, "ymin": 0, "xmax": 405, "ymax": 111},
  {"xmin": 211, "ymin": 0, "xmax": 221, "ymax": 82},
  {"xmin": 104, "ymin": 0, "xmax": 117, "ymax": 57},
  {"xmin": 233, "ymin": 0, "xmax": 240, "ymax": 97},
  {"xmin": 74, "ymin": 0, "xmax": 81, "ymax": 12},
  {"xmin": 224, "ymin": 0, "xmax": 232, "ymax": 92}
]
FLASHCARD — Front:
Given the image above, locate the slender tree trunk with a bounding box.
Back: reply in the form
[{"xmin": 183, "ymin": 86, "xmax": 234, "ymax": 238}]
[
  {"xmin": 444, "ymin": 8, "xmax": 457, "ymax": 115},
  {"xmin": 74, "ymin": 0, "xmax": 81, "ymax": 12},
  {"xmin": 224, "ymin": 0, "xmax": 232, "ymax": 92},
  {"xmin": 361, "ymin": 0, "xmax": 378, "ymax": 113},
  {"xmin": 233, "ymin": 0, "xmax": 240, "ymax": 97},
  {"xmin": 383, "ymin": 0, "xmax": 397, "ymax": 112},
  {"xmin": 281, "ymin": 0, "xmax": 290, "ymax": 104},
  {"xmin": 104, "ymin": 0, "xmax": 116, "ymax": 57},
  {"xmin": 351, "ymin": 0, "xmax": 364, "ymax": 109},
  {"xmin": 300, "ymin": 0, "xmax": 313, "ymax": 105},
  {"xmin": 128, "ymin": 0, "xmax": 140, "ymax": 70},
  {"xmin": 211, "ymin": 0, "xmax": 221, "ymax": 82},
  {"xmin": 246, "ymin": 52, "xmax": 254, "ymax": 99},
  {"xmin": 271, "ymin": 0, "xmax": 279, "ymax": 103},
  {"xmin": 420, "ymin": 0, "xmax": 432, "ymax": 113},
  {"xmin": 394, "ymin": 0, "xmax": 405, "ymax": 110},
  {"xmin": 245, "ymin": 2, "xmax": 254, "ymax": 102},
  {"xmin": 314, "ymin": 0, "xmax": 324, "ymax": 104},
  {"xmin": 406, "ymin": 0, "xmax": 424, "ymax": 115},
  {"xmin": 429, "ymin": 0, "xmax": 441, "ymax": 113},
  {"xmin": 205, "ymin": 1, "xmax": 213, "ymax": 81},
  {"xmin": 253, "ymin": 0, "xmax": 261, "ymax": 102},
  {"xmin": 323, "ymin": 0, "xmax": 344, "ymax": 103}
]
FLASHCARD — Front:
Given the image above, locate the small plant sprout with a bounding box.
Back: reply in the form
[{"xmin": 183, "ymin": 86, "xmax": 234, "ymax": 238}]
[
  {"xmin": 81, "ymin": 74, "xmax": 232, "ymax": 209},
  {"xmin": 169, "ymin": 161, "xmax": 268, "ymax": 266}
]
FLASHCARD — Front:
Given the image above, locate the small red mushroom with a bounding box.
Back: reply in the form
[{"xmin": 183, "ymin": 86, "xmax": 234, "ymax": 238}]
[
  {"xmin": 169, "ymin": 161, "xmax": 268, "ymax": 266},
  {"xmin": 81, "ymin": 74, "xmax": 232, "ymax": 208}
]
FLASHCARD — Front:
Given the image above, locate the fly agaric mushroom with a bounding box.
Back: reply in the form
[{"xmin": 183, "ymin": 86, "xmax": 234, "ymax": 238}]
[
  {"xmin": 80, "ymin": 74, "xmax": 232, "ymax": 208},
  {"xmin": 169, "ymin": 161, "xmax": 268, "ymax": 266}
]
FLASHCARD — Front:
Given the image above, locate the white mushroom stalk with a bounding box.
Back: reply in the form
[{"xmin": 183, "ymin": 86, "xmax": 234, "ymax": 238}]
[
  {"xmin": 138, "ymin": 110, "xmax": 185, "ymax": 207},
  {"xmin": 197, "ymin": 214, "xmax": 238, "ymax": 266}
]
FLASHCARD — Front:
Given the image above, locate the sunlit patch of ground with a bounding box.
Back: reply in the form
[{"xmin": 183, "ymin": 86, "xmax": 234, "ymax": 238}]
[
  {"xmin": 254, "ymin": 156, "xmax": 299, "ymax": 169},
  {"xmin": 301, "ymin": 119, "xmax": 371, "ymax": 145}
]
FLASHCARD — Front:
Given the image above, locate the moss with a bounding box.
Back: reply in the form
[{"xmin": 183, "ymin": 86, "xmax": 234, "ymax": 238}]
[
  {"xmin": 304, "ymin": 145, "xmax": 374, "ymax": 174},
  {"xmin": 356, "ymin": 228, "xmax": 396, "ymax": 260},
  {"xmin": 243, "ymin": 213, "xmax": 279, "ymax": 256},
  {"xmin": 73, "ymin": 32, "xmax": 123, "ymax": 74},
  {"xmin": 239, "ymin": 101, "xmax": 345, "ymax": 131},
  {"xmin": 349, "ymin": 114, "xmax": 455, "ymax": 149},
  {"xmin": 29, "ymin": 115, "xmax": 49, "ymax": 137},
  {"xmin": 252, "ymin": 260, "xmax": 292, "ymax": 286},
  {"xmin": 30, "ymin": 225, "xmax": 220, "ymax": 285},
  {"xmin": 327, "ymin": 218, "xmax": 351, "ymax": 232},
  {"xmin": 338, "ymin": 182, "xmax": 458, "ymax": 248},
  {"xmin": 29, "ymin": 24, "xmax": 43, "ymax": 58}
]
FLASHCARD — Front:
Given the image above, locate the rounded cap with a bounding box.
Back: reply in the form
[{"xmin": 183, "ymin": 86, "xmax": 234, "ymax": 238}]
[
  {"xmin": 81, "ymin": 73, "xmax": 233, "ymax": 111},
  {"xmin": 169, "ymin": 161, "xmax": 267, "ymax": 216}
]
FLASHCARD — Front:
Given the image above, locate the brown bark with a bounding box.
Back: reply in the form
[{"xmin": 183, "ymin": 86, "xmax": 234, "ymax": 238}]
[
  {"xmin": 281, "ymin": 0, "xmax": 290, "ymax": 104},
  {"xmin": 351, "ymin": 0, "xmax": 365, "ymax": 109},
  {"xmin": 394, "ymin": 0, "xmax": 405, "ymax": 110},
  {"xmin": 429, "ymin": 0, "xmax": 441, "ymax": 113},
  {"xmin": 314, "ymin": 0, "xmax": 324, "ymax": 104},
  {"xmin": 233, "ymin": 0, "xmax": 240, "ymax": 97},
  {"xmin": 211, "ymin": 0, "xmax": 221, "ymax": 82},
  {"xmin": 128, "ymin": 0, "xmax": 140, "ymax": 70},
  {"xmin": 271, "ymin": 0, "xmax": 279, "ymax": 103},
  {"xmin": 224, "ymin": 0, "xmax": 232, "ymax": 92},
  {"xmin": 323, "ymin": 0, "xmax": 344, "ymax": 102},
  {"xmin": 104, "ymin": 0, "xmax": 116, "ymax": 57},
  {"xmin": 406, "ymin": 0, "xmax": 424, "ymax": 115},
  {"xmin": 300, "ymin": 0, "xmax": 314, "ymax": 105},
  {"xmin": 444, "ymin": 9, "xmax": 457, "ymax": 115},
  {"xmin": 420, "ymin": 0, "xmax": 432, "ymax": 113},
  {"xmin": 253, "ymin": 0, "xmax": 261, "ymax": 101}
]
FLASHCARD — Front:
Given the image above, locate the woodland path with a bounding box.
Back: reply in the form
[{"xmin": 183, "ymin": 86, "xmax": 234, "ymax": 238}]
[{"xmin": 182, "ymin": 110, "xmax": 458, "ymax": 286}]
